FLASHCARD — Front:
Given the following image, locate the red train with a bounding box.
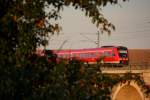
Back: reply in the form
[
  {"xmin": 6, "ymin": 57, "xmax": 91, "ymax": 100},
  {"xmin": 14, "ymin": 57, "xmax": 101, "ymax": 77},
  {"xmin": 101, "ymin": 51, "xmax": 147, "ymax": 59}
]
[{"xmin": 42, "ymin": 46, "xmax": 129, "ymax": 66}]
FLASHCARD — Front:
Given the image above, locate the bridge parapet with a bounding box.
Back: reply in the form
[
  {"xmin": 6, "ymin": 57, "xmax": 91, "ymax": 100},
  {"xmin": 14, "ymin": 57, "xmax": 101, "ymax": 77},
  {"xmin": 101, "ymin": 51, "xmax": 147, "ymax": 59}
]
[
  {"xmin": 143, "ymin": 72, "xmax": 150, "ymax": 85},
  {"xmin": 87, "ymin": 64, "xmax": 150, "ymax": 99},
  {"xmin": 101, "ymin": 65, "xmax": 150, "ymax": 85},
  {"xmin": 101, "ymin": 64, "xmax": 150, "ymax": 70},
  {"xmin": 100, "ymin": 64, "xmax": 150, "ymax": 99}
]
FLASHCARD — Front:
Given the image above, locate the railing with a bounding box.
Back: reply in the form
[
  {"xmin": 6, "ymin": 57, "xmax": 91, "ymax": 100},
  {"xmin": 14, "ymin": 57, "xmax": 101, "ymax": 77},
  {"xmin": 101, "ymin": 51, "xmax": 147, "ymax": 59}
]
[
  {"xmin": 99, "ymin": 64, "xmax": 150, "ymax": 70},
  {"xmin": 84, "ymin": 63, "xmax": 150, "ymax": 74},
  {"xmin": 98, "ymin": 64, "xmax": 150, "ymax": 74}
]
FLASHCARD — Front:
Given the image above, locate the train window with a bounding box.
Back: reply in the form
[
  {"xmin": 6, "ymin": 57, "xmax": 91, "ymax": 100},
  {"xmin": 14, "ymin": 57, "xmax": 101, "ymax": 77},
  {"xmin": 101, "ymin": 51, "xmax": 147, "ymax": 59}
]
[
  {"xmin": 79, "ymin": 52, "xmax": 98, "ymax": 58},
  {"xmin": 112, "ymin": 50, "xmax": 115, "ymax": 56},
  {"xmin": 103, "ymin": 51, "xmax": 111, "ymax": 57},
  {"xmin": 80, "ymin": 53, "xmax": 88, "ymax": 58},
  {"xmin": 119, "ymin": 50, "xmax": 127, "ymax": 53},
  {"xmin": 118, "ymin": 50, "xmax": 128, "ymax": 58},
  {"xmin": 112, "ymin": 53, "xmax": 115, "ymax": 56},
  {"xmin": 90, "ymin": 53, "xmax": 97, "ymax": 58},
  {"xmin": 119, "ymin": 53, "xmax": 127, "ymax": 58}
]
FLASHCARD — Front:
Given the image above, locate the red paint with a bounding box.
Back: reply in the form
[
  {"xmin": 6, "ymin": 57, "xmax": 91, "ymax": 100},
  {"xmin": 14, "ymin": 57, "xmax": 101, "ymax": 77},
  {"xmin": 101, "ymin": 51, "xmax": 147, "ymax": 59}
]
[{"xmin": 39, "ymin": 46, "xmax": 129, "ymax": 65}]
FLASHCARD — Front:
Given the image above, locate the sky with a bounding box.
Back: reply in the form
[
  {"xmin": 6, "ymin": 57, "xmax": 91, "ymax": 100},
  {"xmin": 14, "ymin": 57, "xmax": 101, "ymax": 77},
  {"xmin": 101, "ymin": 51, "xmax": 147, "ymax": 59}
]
[{"xmin": 46, "ymin": 0, "xmax": 150, "ymax": 49}]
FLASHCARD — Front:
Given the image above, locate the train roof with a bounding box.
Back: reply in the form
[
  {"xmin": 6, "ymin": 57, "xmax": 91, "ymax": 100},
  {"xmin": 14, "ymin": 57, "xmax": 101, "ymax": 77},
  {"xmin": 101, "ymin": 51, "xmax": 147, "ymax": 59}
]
[
  {"xmin": 45, "ymin": 47, "xmax": 118, "ymax": 54},
  {"xmin": 101, "ymin": 45, "xmax": 115, "ymax": 48},
  {"xmin": 101, "ymin": 45, "xmax": 128, "ymax": 49},
  {"xmin": 44, "ymin": 45, "xmax": 128, "ymax": 53}
]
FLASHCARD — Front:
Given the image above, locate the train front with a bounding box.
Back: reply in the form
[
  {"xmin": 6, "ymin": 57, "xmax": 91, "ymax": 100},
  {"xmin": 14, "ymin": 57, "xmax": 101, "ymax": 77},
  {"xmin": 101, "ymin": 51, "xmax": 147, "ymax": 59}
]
[{"xmin": 117, "ymin": 46, "xmax": 129, "ymax": 65}]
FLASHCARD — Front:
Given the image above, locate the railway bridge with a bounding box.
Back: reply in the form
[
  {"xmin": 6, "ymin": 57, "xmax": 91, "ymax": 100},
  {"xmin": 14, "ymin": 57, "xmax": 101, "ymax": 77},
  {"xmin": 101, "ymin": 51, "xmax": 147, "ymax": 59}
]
[{"xmin": 101, "ymin": 65, "xmax": 150, "ymax": 100}]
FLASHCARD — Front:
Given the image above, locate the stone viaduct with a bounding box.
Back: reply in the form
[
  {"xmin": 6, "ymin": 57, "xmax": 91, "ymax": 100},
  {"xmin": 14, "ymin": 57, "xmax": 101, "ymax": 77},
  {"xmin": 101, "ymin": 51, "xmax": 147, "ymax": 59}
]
[{"xmin": 101, "ymin": 65, "xmax": 150, "ymax": 100}]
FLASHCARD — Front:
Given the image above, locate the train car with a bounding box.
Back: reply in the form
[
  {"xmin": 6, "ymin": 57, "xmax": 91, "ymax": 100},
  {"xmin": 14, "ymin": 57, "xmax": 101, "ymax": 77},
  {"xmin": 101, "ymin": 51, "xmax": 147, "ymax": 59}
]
[
  {"xmin": 44, "ymin": 46, "xmax": 129, "ymax": 66},
  {"xmin": 101, "ymin": 46, "xmax": 129, "ymax": 65}
]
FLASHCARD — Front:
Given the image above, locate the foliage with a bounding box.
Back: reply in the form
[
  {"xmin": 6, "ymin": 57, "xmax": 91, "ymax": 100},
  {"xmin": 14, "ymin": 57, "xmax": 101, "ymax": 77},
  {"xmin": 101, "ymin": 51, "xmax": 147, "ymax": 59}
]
[
  {"xmin": 0, "ymin": 0, "xmax": 129, "ymax": 100},
  {"xmin": 0, "ymin": 0, "xmax": 128, "ymax": 60}
]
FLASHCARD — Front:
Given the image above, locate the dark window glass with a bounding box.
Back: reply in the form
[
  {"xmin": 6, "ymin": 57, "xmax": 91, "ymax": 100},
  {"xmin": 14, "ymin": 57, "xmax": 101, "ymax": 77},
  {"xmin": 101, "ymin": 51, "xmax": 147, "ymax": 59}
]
[
  {"xmin": 103, "ymin": 51, "xmax": 111, "ymax": 57},
  {"xmin": 119, "ymin": 53, "xmax": 127, "ymax": 58}
]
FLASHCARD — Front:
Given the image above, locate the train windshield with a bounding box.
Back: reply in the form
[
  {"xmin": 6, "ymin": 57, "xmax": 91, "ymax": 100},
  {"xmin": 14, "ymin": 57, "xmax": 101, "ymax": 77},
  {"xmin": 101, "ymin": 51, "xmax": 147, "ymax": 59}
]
[
  {"xmin": 118, "ymin": 50, "xmax": 128, "ymax": 58},
  {"xmin": 117, "ymin": 46, "xmax": 128, "ymax": 58}
]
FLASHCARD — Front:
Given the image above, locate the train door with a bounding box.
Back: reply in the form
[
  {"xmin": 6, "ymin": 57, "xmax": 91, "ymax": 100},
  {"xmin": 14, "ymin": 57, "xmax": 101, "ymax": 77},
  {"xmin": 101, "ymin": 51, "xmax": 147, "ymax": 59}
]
[{"xmin": 103, "ymin": 48, "xmax": 120, "ymax": 64}]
